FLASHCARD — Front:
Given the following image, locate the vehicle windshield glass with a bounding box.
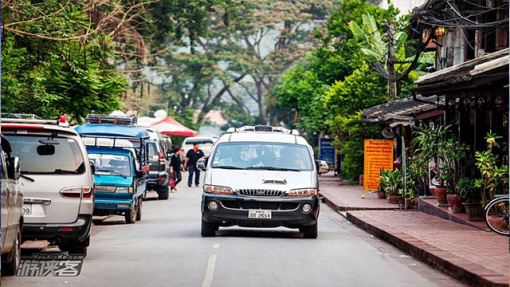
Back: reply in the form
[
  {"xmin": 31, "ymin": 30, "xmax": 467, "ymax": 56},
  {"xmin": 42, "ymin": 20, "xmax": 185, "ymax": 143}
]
[
  {"xmin": 148, "ymin": 142, "xmax": 158, "ymax": 157},
  {"xmin": 211, "ymin": 142, "xmax": 313, "ymax": 171},
  {"xmin": 185, "ymin": 139, "xmax": 214, "ymax": 145},
  {"xmin": 88, "ymin": 154, "xmax": 132, "ymax": 177},
  {"xmin": 6, "ymin": 135, "xmax": 86, "ymax": 174}
]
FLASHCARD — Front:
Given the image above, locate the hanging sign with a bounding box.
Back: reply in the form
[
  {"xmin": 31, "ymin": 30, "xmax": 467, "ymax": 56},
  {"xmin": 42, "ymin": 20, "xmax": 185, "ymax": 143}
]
[{"xmin": 363, "ymin": 139, "xmax": 394, "ymax": 191}]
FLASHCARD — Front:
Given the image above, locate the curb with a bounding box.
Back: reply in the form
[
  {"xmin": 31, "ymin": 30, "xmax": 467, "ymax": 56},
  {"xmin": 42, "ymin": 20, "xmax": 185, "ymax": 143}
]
[
  {"xmin": 346, "ymin": 211, "xmax": 509, "ymax": 287},
  {"xmin": 319, "ymin": 192, "xmax": 397, "ymax": 212}
]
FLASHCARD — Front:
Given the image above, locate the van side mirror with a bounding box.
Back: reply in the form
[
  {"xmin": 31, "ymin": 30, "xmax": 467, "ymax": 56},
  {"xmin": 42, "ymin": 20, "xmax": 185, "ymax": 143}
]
[
  {"xmin": 7, "ymin": 157, "xmax": 21, "ymax": 180},
  {"xmin": 135, "ymin": 170, "xmax": 145, "ymax": 178},
  {"xmin": 89, "ymin": 160, "xmax": 96, "ymax": 175}
]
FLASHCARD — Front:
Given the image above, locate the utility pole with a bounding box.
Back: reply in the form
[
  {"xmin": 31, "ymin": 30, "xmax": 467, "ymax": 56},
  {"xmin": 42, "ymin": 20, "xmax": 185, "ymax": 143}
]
[{"xmin": 387, "ymin": 20, "xmax": 397, "ymax": 101}]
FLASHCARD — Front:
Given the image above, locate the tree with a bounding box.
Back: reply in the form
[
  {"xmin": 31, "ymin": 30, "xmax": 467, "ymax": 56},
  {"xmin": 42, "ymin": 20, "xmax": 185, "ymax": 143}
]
[
  {"xmin": 147, "ymin": 0, "xmax": 340, "ymax": 125},
  {"xmin": 1, "ymin": 0, "xmax": 127, "ymax": 122}
]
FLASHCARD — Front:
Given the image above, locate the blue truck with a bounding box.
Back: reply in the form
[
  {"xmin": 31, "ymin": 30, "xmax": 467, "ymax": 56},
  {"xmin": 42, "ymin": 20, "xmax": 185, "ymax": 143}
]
[{"xmin": 75, "ymin": 115, "xmax": 150, "ymax": 224}]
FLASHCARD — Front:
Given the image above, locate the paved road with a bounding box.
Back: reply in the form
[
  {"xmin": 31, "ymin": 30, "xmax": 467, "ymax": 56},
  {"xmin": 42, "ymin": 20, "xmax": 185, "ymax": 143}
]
[{"xmin": 2, "ymin": 177, "xmax": 466, "ymax": 287}]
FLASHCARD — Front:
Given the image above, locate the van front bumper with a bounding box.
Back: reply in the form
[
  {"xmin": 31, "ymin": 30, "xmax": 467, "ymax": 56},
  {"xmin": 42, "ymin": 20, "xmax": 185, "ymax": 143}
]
[
  {"xmin": 22, "ymin": 215, "xmax": 92, "ymax": 243},
  {"xmin": 201, "ymin": 193, "xmax": 319, "ymax": 228}
]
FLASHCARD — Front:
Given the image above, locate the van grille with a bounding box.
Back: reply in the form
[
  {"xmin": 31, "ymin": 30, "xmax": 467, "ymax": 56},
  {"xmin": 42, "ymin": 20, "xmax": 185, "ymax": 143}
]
[
  {"xmin": 237, "ymin": 189, "xmax": 284, "ymax": 196},
  {"xmin": 220, "ymin": 200, "xmax": 299, "ymax": 211}
]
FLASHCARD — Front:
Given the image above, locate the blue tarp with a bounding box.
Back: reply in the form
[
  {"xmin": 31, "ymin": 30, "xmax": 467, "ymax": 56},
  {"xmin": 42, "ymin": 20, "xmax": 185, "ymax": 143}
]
[{"xmin": 75, "ymin": 124, "xmax": 149, "ymax": 139}]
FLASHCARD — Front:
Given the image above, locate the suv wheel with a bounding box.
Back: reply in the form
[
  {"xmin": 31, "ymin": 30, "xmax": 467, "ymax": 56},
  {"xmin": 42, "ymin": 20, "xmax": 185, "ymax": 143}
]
[
  {"xmin": 59, "ymin": 236, "xmax": 90, "ymax": 257},
  {"xmin": 136, "ymin": 200, "xmax": 142, "ymax": 221},
  {"xmin": 300, "ymin": 222, "xmax": 318, "ymax": 239},
  {"xmin": 157, "ymin": 185, "xmax": 169, "ymax": 200},
  {"xmin": 2, "ymin": 225, "xmax": 21, "ymax": 275},
  {"xmin": 201, "ymin": 219, "xmax": 216, "ymax": 237},
  {"xmin": 125, "ymin": 202, "xmax": 138, "ymax": 224}
]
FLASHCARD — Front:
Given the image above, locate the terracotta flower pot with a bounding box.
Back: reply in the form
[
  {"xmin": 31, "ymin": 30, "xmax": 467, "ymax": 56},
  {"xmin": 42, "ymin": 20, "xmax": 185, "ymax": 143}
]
[
  {"xmin": 463, "ymin": 203, "xmax": 484, "ymax": 221},
  {"xmin": 447, "ymin": 194, "xmax": 464, "ymax": 213},
  {"xmin": 430, "ymin": 187, "xmax": 436, "ymax": 197},
  {"xmin": 405, "ymin": 198, "xmax": 413, "ymax": 210},
  {"xmin": 377, "ymin": 191, "xmax": 386, "ymax": 199},
  {"xmin": 434, "ymin": 186, "xmax": 448, "ymax": 207},
  {"xmin": 388, "ymin": 195, "xmax": 398, "ymax": 204},
  {"xmin": 397, "ymin": 196, "xmax": 405, "ymax": 209}
]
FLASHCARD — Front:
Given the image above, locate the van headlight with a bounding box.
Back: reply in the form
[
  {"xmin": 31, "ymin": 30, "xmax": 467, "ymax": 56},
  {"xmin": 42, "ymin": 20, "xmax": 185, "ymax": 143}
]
[
  {"xmin": 116, "ymin": 187, "xmax": 133, "ymax": 193},
  {"xmin": 204, "ymin": 185, "xmax": 234, "ymax": 195},
  {"xmin": 287, "ymin": 188, "xmax": 317, "ymax": 197}
]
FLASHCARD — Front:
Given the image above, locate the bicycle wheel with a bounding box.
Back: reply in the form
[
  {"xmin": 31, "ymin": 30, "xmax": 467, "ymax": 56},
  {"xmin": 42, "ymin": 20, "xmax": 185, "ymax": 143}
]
[{"xmin": 485, "ymin": 197, "xmax": 509, "ymax": 236}]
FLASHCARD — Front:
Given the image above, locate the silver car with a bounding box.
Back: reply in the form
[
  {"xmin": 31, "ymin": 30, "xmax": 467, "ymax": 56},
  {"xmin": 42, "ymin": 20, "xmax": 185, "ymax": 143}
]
[
  {"xmin": 1, "ymin": 135, "xmax": 23, "ymax": 275},
  {"xmin": 2, "ymin": 117, "xmax": 95, "ymax": 255}
]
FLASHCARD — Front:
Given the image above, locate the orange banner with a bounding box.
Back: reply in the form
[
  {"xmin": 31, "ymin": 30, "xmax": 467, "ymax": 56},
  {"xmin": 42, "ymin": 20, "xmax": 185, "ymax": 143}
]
[{"xmin": 363, "ymin": 139, "xmax": 394, "ymax": 191}]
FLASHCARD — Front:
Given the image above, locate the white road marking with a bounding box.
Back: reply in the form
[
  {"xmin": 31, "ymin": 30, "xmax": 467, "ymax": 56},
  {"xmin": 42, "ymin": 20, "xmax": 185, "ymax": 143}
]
[
  {"xmin": 201, "ymin": 254, "xmax": 217, "ymax": 287},
  {"xmin": 213, "ymin": 243, "xmax": 220, "ymax": 249}
]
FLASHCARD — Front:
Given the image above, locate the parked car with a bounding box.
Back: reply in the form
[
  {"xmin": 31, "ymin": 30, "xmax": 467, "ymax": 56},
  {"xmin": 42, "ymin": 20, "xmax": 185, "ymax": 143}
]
[
  {"xmin": 181, "ymin": 136, "xmax": 216, "ymax": 160},
  {"xmin": 1, "ymin": 135, "xmax": 23, "ymax": 275},
  {"xmin": 2, "ymin": 116, "xmax": 95, "ymax": 255},
  {"xmin": 76, "ymin": 114, "xmax": 150, "ymax": 223},
  {"xmin": 317, "ymin": 160, "xmax": 330, "ymax": 175},
  {"xmin": 146, "ymin": 129, "xmax": 172, "ymax": 199},
  {"xmin": 199, "ymin": 126, "xmax": 320, "ymax": 238}
]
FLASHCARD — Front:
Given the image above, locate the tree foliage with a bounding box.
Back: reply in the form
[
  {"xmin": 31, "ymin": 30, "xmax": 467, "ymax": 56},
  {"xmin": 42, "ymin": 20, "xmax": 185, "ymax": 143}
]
[{"xmin": 1, "ymin": 1, "xmax": 127, "ymax": 122}]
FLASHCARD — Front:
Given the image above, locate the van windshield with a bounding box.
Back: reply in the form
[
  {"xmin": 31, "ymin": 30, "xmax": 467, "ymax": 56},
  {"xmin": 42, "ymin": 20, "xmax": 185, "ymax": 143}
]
[
  {"xmin": 89, "ymin": 154, "xmax": 132, "ymax": 177},
  {"xmin": 6, "ymin": 135, "xmax": 86, "ymax": 174},
  {"xmin": 211, "ymin": 142, "xmax": 313, "ymax": 171}
]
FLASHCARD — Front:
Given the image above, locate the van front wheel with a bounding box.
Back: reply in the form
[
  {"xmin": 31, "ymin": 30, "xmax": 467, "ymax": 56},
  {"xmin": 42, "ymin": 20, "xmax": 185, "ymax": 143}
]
[
  {"xmin": 300, "ymin": 222, "xmax": 318, "ymax": 239},
  {"xmin": 125, "ymin": 203, "xmax": 138, "ymax": 224},
  {"xmin": 201, "ymin": 219, "xmax": 216, "ymax": 237}
]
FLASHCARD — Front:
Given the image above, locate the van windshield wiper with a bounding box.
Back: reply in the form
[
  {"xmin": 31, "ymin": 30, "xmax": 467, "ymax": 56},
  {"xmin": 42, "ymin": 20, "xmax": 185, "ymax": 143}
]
[
  {"xmin": 20, "ymin": 174, "xmax": 35, "ymax": 182},
  {"xmin": 245, "ymin": 166, "xmax": 301, "ymax": 172},
  {"xmin": 213, "ymin": 165, "xmax": 245, "ymax": 170},
  {"xmin": 97, "ymin": 169, "xmax": 128, "ymax": 178},
  {"xmin": 54, "ymin": 169, "xmax": 80, "ymax": 174}
]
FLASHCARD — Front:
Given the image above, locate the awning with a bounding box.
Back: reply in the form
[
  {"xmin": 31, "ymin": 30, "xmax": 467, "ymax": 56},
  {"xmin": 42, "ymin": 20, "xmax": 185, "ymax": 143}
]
[
  {"xmin": 361, "ymin": 95, "xmax": 442, "ymax": 124},
  {"xmin": 412, "ymin": 49, "xmax": 509, "ymax": 96},
  {"xmin": 150, "ymin": 116, "xmax": 198, "ymax": 137}
]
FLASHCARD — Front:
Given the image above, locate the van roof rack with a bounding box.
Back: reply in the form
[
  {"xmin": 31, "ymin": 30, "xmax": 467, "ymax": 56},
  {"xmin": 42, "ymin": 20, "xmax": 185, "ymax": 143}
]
[
  {"xmin": 226, "ymin": 125, "xmax": 299, "ymax": 136},
  {"xmin": 1, "ymin": 114, "xmax": 69, "ymax": 127},
  {"xmin": 85, "ymin": 114, "xmax": 137, "ymax": 126}
]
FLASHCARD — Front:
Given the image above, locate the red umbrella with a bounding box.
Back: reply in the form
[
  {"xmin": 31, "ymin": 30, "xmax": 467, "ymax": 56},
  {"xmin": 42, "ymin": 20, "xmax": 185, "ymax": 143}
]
[{"xmin": 150, "ymin": 116, "xmax": 198, "ymax": 137}]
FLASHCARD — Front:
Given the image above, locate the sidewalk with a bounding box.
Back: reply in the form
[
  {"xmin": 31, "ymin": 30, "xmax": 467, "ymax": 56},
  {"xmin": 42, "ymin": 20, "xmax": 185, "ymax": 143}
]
[
  {"xmin": 319, "ymin": 174, "xmax": 396, "ymax": 211},
  {"xmin": 319, "ymin": 175, "xmax": 509, "ymax": 287}
]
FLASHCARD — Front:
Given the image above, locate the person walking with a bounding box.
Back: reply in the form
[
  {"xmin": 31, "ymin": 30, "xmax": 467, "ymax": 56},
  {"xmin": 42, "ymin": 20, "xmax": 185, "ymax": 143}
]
[
  {"xmin": 169, "ymin": 146, "xmax": 184, "ymax": 192},
  {"xmin": 184, "ymin": 143, "xmax": 205, "ymax": 187}
]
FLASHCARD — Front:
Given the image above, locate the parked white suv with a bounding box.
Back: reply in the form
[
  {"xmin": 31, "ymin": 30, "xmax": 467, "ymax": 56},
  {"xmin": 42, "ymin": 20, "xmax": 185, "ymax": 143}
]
[
  {"xmin": 2, "ymin": 116, "xmax": 95, "ymax": 255},
  {"xmin": 181, "ymin": 136, "xmax": 216, "ymax": 159}
]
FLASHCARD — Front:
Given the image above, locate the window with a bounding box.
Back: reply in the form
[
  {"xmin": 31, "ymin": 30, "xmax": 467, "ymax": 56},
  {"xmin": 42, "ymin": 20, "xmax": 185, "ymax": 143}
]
[
  {"xmin": 88, "ymin": 154, "xmax": 132, "ymax": 177},
  {"xmin": 6, "ymin": 135, "xmax": 86, "ymax": 174}
]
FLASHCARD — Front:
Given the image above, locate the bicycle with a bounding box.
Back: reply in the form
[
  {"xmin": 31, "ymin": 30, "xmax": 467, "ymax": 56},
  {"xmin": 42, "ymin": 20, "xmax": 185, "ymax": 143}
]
[{"xmin": 485, "ymin": 194, "xmax": 509, "ymax": 236}]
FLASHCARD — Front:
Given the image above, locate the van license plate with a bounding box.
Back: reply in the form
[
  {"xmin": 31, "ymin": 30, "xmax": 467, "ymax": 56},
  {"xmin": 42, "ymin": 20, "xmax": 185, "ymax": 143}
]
[
  {"xmin": 23, "ymin": 204, "xmax": 32, "ymax": 215},
  {"xmin": 248, "ymin": 210, "xmax": 272, "ymax": 219}
]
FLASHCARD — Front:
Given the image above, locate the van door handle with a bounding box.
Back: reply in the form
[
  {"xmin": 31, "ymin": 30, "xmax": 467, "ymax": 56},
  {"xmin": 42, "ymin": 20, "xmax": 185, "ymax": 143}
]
[{"xmin": 24, "ymin": 198, "xmax": 51, "ymax": 205}]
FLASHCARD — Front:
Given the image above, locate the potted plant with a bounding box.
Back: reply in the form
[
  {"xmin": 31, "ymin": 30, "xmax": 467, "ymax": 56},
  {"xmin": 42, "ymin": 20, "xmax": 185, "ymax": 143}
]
[
  {"xmin": 438, "ymin": 140, "xmax": 470, "ymax": 213},
  {"xmin": 411, "ymin": 123, "xmax": 450, "ymax": 203},
  {"xmin": 474, "ymin": 133, "xmax": 509, "ymax": 205},
  {"xmin": 385, "ymin": 169, "xmax": 401, "ymax": 204},
  {"xmin": 377, "ymin": 168, "xmax": 388, "ymax": 199},
  {"xmin": 397, "ymin": 188, "xmax": 405, "ymax": 209},
  {"xmin": 458, "ymin": 178, "xmax": 484, "ymax": 221}
]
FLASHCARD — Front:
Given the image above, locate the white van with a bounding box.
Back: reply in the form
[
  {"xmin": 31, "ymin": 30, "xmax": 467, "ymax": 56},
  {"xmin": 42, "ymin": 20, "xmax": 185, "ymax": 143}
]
[
  {"xmin": 200, "ymin": 126, "xmax": 320, "ymax": 238},
  {"xmin": 2, "ymin": 117, "xmax": 95, "ymax": 255}
]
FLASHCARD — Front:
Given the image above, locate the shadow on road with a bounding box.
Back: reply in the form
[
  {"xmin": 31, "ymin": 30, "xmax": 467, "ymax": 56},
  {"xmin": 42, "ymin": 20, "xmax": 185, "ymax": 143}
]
[{"xmin": 216, "ymin": 228, "xmax": 304, "ymax": 239}]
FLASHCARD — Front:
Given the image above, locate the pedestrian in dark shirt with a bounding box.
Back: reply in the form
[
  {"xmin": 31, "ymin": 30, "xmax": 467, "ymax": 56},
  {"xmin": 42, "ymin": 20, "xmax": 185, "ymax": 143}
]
[
  {"xmin": 184, "ymin": 143, "xmax": 205, "ymax": 187},
  {"xmin": 170, "ymin": 146, "xmax": 184, "ymax": 191}
]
